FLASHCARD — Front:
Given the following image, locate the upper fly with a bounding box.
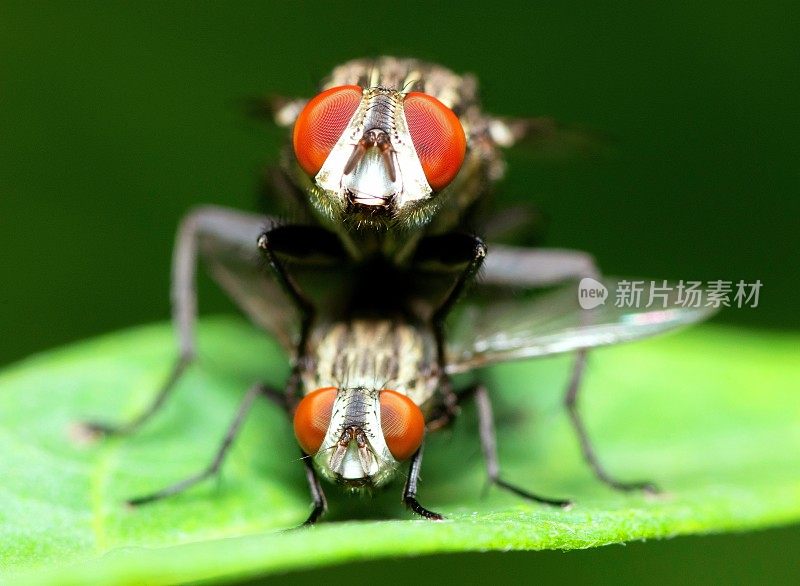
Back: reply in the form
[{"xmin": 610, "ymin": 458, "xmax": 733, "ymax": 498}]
[{"xmin": 272, "ymin": 57, "xmax": 514, "ymax": 233}]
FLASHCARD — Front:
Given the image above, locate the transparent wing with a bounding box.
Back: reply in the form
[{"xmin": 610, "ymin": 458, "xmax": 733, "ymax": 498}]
[
  {"xmin": 489, "ymin": 116, "xmax": 609, "ymax": 160},
  {"xmin": 444, "ymin": 278, "xmax": 717, "ymax": 374},
  {"xmin": 192, "ymin": 208, "xmax": 299, "ymax": 353}
]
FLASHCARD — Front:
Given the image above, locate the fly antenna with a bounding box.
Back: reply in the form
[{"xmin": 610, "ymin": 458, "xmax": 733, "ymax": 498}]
[{"xmin": 401, "ymin": 78, "xmax": 420, "ymax": 93}]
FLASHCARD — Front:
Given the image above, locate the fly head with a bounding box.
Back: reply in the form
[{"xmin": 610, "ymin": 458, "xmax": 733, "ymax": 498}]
[
  {"xmin": 293, "ymin": 386, "xmax": 425, "ymax": 489},
  {"xmin": 291, "ymin": 84, "xmax": 466, "ymax": 231}
]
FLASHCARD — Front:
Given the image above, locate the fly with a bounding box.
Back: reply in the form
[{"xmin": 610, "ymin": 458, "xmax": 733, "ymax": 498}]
[
  {"xmin": 79, "ymin": 58, "xmax": 706, "ymax": 523},
  {"xmin": 79, "ymin": 212, "xmax": 715, "ymax": 523},
  {"xmin": 265, "ymin": 56, "xmax": 572, "ymax": 260}
]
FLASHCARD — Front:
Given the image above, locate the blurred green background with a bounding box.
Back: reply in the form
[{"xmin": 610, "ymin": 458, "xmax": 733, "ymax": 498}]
[{"xmin": 1, "ymin": 0, "xmax": 798, "ymax": 583}]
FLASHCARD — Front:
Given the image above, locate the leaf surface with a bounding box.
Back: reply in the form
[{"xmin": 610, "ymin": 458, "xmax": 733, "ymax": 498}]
[{"xmin": 1, "ymin": 318, "xmax": 798, "ymax": 584}]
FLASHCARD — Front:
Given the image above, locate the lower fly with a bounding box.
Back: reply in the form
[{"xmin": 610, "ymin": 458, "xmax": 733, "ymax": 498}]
[
  {"xmin": 79, "ymin": 206, "xmax": 714, "ymax": 523},
  {"xmin": 263, "ymin": 56, "xmax": 596, "ymax": 262}
]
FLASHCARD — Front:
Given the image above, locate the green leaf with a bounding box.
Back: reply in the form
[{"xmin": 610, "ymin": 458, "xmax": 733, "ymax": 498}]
[{"xmin": 1, "ymin": 318, "xmax": 798, "ymax": 585}]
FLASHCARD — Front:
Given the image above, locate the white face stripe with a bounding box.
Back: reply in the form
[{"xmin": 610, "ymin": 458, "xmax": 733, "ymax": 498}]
[{"xmin": 314, "ymin": 88, "xmax": 432, "ymax": 210}]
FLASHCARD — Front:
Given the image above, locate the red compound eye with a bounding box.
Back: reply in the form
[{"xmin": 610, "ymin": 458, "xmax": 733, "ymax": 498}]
[
  {"xmin": 293, "ymin": 387, "xmax": 337, "ymax": 455},
  {"xmin": 403, "ymin": 92, "xmax": 466, "ymax": 191},
  {"xmin": 379, "ymin": 389, "xmax": 425, "ymax": 461},
  {"xmin": 293, "ymin": 85, "xmax": 362, "ymax": 177}
]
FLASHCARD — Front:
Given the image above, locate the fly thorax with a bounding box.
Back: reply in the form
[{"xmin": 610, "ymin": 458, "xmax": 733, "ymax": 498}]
[{"xmin": 301, "ymin": 320, "xmax": 440, "ymax": 410}]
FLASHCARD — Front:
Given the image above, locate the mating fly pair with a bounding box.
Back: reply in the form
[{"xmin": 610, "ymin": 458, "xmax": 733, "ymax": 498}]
[{"xmin": 82, "ymin": 57, "xmax": 714, "ymax": 523}]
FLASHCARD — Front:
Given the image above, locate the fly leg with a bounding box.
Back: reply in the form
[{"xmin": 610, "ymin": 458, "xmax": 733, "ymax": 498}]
[
  {"xmin": 123, "ymin": 367, "xmax": 330, "ymax": 525},
  {"xmin": 300, "ymin": 450, "xmax": 328, "ymax": 525},
  {"xmin": 80, "ymin": 206, "xmax": 281, "ymax": 437},
  {"xmin": 402, "ymin": 444, "xmax": 443, "ymax": 520},
  {"xmin": 431, "ymin": 235, "xmax": 486, "ymax": 429},
  {"xmin": 80, "ymin": 354, "xmax": 193, "ymax": 437},
  {"xmin": 565, "ymin": 350, "xmax": 659, "ymax": 493},
  {"xmin": 255, "ymin": 225, "xmax": 330, "ymax": 349},
  {"xmin": 256, "ymin": 224, "xmax": 350, "ymax": 401},
  {"xmin": 470, "ymin": 385, "xmax": 571, "ymax": 507},
  {"xmin": 409, "ymin": 233, "xmax": 488, "ymax": 431},
  {"xmin": 127, "ymin": 382, "xmax": 282, "ymax": 506},
  {"xmin": 427, "ymin": 234, "xmax": 488, "ymax": 327},
  {"xmin": 255, "ymin": 225, "xmax": 360, "ymax": 524},
  {"xmin": 480, "ymin": 245, "xmax": 658, "ymax": 493},
  {"xmin": 424, "ymin": 387, "xmax": 459, "ymax": 432}
]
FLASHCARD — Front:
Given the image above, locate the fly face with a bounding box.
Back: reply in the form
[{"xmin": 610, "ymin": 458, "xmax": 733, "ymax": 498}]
[
  {"xmin": 275, "ymin": 57, "xmax": 511, "ymax": 231},
  {"xmin": 293, "ymin": 386, "xmax": 425, "ymax": 488},
  {"xmin": 292, "ymin": 83, "xmax": 465, "ymax": 229}
]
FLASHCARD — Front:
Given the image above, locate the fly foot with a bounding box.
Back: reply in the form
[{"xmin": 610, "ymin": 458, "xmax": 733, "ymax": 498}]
[
  {"xmin": 404, "ymin": 496, "xmax": 444, "ymax": 520},
  {"xmin": 492, "ymin": 478, "xmax": 572, "ymax": 508}
]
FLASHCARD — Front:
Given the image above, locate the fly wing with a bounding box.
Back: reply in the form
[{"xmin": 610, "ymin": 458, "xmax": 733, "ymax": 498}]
[
  {"xmin": 444, "ymin": 278, "xmax": 717, "ymax": 374},
  {"xmin": 489, "ymin": 116, "xmax": 609, "ymax": 160},
  {"xmin": 193, "ymin": 209, "xmax": 299, "ymax": 353}
]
